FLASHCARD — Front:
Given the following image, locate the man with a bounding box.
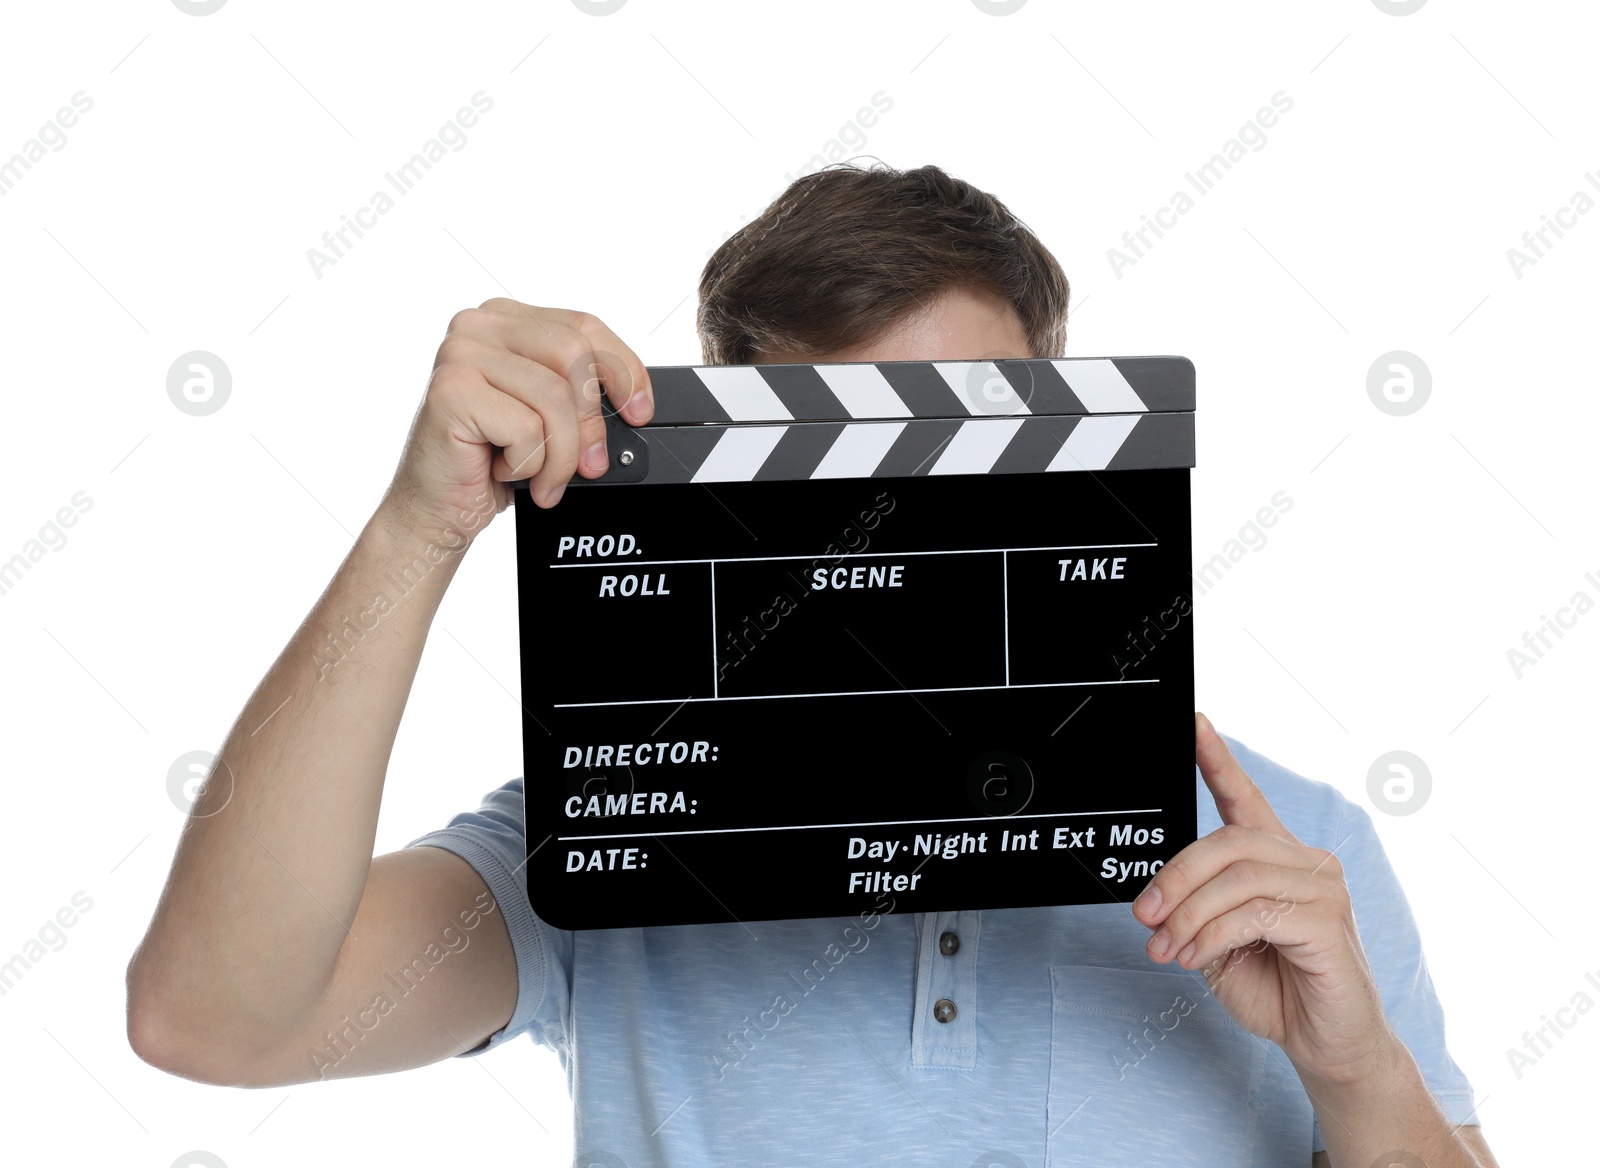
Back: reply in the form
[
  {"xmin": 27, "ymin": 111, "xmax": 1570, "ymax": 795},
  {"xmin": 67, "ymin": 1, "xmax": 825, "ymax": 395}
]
[{"xmin": 127, "ymin": 163, "xmax": 1496, "ymax": 1167}]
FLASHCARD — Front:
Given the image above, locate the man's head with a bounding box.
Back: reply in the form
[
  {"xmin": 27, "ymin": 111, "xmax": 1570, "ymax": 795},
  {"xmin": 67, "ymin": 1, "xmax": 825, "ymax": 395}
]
[{"xmin": 697, "ymin": 162, "xmax": 1070, "ymax": 366}]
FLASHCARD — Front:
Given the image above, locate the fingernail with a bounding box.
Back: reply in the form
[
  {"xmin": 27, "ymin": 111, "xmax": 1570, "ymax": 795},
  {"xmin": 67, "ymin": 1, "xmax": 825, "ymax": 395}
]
[
  {"xmin": 1147, "ymin": 927, "xmax": 1170, "ymax": 957},
  {"xmin": 583, "ymin": 440, "xmax": 608, "ymax": 475},
  {"xmin": 1132, "ymin": 885, "xmax": 1161, "ymax": 918},
  {"xmin": 1176, "ymin": 941, "xmax": 1196, "ymax": 965},
  {"xmin": 626, "ymin": 388, "xmax": 653, "ymax": 423},
  {"xmin": 544, "ymin": 483, "xmax": 565, "ymax": 508}
]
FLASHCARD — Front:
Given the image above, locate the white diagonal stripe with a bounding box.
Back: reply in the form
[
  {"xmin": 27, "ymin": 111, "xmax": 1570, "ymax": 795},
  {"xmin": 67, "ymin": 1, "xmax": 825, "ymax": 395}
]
[
  {"xmin": 691, "ymin": 426, "xmax": 788, "ymax": 482},
  {"xmin": 814, "ymin": 363, "xmax": 913, "ymax": 418},
  {"xmin": 929, "ymin": 418, "xmax": 1025, "ymax": 475},
  {"xmin": 696, "ymin": 366, "xmax": 792, "ymax": 421},
  {"xmin": 1046, "ymin": 415, "xmax": 1141, "ymax": 471},
  {"xmin": 1054, "ymin": 359, "xmax": 1146, "ymax": 413},
  {"xmin": 933, "ymin": 361, "xmax": 1031, "ymax": 416},
  {"xmin": 811, "ymin": 422, "xmax": 907, "ymax": 479}
]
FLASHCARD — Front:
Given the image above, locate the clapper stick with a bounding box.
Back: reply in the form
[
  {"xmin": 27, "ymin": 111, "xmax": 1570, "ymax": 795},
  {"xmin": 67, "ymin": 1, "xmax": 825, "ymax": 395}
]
[{"xmin": 512, "ymin": 356, "xmax": 1196, "ymax": 929}]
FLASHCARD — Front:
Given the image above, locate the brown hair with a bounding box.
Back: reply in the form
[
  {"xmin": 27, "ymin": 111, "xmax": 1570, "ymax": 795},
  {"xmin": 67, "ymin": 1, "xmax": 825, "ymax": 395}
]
[{"xmin": 696, "ymin": 161, "xmax": 1070, "ymax": 365}]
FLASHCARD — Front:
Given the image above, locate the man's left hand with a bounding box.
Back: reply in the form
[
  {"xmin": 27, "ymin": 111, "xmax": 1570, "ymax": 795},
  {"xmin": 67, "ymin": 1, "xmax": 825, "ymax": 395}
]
[{"xmin": 1131, "ymin": 712, "xmax": 1397, "ymax": 1085}]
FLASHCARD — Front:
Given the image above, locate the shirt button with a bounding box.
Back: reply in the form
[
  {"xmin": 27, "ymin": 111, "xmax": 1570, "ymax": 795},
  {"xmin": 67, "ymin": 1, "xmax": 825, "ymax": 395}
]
[
  {"xmin": 933, "ymin": 998, "xmax": 957, "ymax": 1024},
  {"xmin": 939, "ymin": 931, "xmax": 960, "ymax": 956}
]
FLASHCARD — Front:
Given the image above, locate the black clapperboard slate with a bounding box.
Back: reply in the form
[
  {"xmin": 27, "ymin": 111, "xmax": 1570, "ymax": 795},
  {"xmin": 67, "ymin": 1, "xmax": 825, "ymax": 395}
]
[{"xmin": 512, "ymin": 356, "xmax": 1196, "ymax": 930}]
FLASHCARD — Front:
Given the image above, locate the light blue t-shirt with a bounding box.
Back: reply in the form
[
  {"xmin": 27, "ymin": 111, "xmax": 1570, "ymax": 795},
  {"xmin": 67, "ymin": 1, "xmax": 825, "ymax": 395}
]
[{"xmin": 408, "ymin": 734, "xmax": 1476, "ymax": 1166}]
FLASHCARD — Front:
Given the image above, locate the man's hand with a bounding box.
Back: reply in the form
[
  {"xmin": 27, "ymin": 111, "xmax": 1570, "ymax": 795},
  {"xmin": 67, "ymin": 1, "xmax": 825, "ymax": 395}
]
[
  {"xmin": 1130, "ymin": 712, "xmax": 1394, "ymax": 1085},
  {"xmin": 382, "ymin": 300, "xmax": 653, "ymax": 537},
  {"xmin": 1131, "ymin": 714, "xmax": 1499, "ymax": 1166}
]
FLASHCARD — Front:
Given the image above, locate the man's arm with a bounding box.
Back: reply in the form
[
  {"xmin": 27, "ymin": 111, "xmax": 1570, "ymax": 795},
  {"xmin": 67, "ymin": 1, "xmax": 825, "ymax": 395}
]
[
  {"xmin": 1311, "ymin": 1125, "xmax": 1496, "ymax": 1168},
  {"xmin": 126, "ymin": 511, "xmax": 507, "ymax": 1086},
  {"xmin": 125, "ymin": 301, "xmax": 652, "ymax": 1085}
]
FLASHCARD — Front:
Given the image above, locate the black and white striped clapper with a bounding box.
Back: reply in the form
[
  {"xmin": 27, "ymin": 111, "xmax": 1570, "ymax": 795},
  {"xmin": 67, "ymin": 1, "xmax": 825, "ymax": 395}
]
[{"xmin": 513, "ymin": 357, "xmax": 1198, "ymax": 930}]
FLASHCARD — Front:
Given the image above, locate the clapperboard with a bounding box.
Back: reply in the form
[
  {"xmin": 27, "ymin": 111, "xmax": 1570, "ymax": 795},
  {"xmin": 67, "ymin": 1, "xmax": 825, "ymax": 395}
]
[{"xmin": 513, "ymin": 356, "xmax": 1196, "ymax": 929}]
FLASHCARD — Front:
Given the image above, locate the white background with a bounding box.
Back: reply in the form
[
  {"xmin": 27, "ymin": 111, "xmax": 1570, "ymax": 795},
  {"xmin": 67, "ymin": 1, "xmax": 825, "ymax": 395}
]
[{"xmin": 1, "ymin": 0, "xmax": 1594, "ymax": 1164}]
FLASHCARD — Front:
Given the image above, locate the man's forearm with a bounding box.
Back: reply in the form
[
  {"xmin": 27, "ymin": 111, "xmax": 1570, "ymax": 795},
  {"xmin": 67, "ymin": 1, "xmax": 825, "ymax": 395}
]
[
  {"xmin": 127, "ymin": 496, "xmax": 489, "ymax": 1053},
  {"xmin": 1300, "ymin": 1035, "xmax": 1489, "ymax": 1168}
]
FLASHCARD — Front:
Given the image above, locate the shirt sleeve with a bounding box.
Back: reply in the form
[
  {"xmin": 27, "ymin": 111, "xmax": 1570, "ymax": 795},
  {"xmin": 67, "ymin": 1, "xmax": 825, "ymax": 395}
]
[
  {"xmin": 1310, "ymin": 792, "xmax": 1479, "ymax": 1151},
  {"xmin": 405, "ymin": 776, "xmax": 574, "ymax": 1057}
]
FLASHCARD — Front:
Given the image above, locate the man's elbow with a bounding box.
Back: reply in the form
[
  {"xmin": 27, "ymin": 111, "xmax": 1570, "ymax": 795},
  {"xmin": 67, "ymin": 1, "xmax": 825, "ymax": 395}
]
[
  {"xmin": 124, "ymin": 954, "xmax": 288, "ymax": 1088},
  {"xmin": 126, "ymin": 995, "xmax": 201, "ymax": 1081}
]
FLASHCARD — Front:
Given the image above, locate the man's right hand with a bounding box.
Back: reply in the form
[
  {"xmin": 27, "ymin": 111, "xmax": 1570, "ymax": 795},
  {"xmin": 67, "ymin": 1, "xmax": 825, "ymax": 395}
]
[{"xmin": 382, "ymin": 299, "xmax": 654, "ymax": 536}]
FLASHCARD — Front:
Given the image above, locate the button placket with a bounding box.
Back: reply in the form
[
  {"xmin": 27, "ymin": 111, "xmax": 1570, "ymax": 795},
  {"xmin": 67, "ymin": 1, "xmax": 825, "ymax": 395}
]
[{"xmin": 910, "ymin": 909, "xmax": 980, "ymax": 1069}]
